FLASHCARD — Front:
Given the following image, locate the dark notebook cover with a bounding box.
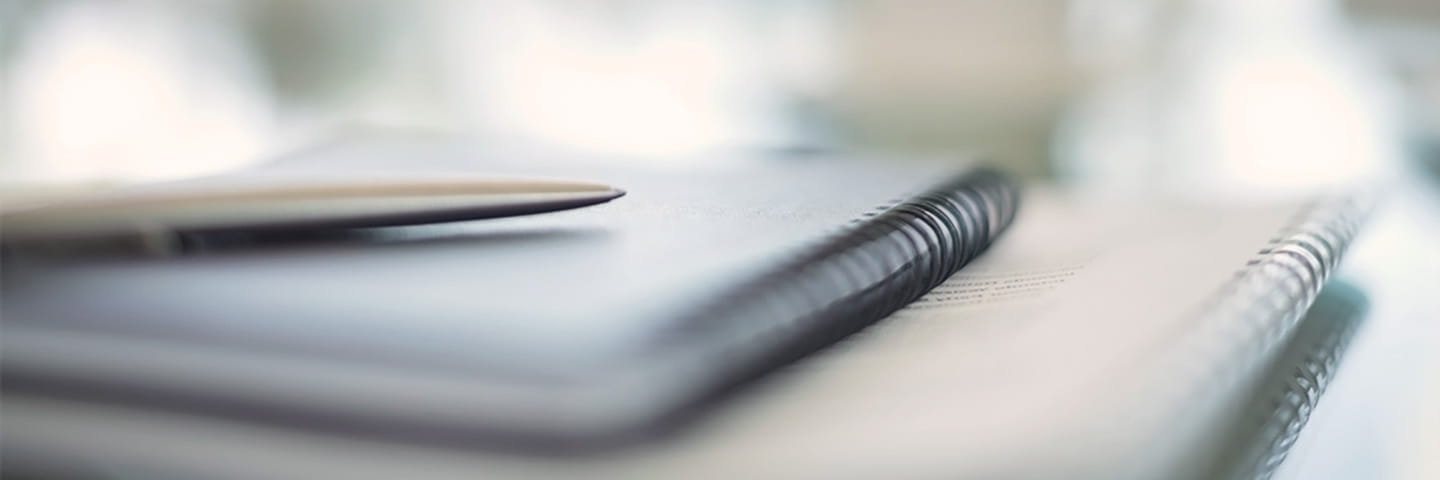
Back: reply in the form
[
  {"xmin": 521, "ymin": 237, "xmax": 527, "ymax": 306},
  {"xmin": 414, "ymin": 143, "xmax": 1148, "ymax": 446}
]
[{"xmin": 1, "ymin": 139, "xmax": 1019, "ymax": 447}]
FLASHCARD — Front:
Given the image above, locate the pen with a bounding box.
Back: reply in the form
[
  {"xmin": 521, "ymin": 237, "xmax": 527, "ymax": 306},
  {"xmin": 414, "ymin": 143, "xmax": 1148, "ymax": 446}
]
[{"xmin": 0, "ymin": 176, "xmax": 625, "ymax": 242}]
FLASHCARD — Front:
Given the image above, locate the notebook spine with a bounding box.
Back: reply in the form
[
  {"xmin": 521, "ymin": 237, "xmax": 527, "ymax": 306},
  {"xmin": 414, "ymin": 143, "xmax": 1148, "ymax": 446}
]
[
  {"xmin": 651, "ymin": 167, "xmax": 1018, "ymax": 419},
  {"xmin": 1207, "ymin": 194, "xmax": 1371, "ymax": 380},
  {"xmin": 1194, "ymin": 197, "xmax": 1372, "ymax": 480},
  {"xmin": 1130, "ymin": 193, "xmax": 1373, "ymax": 480}
]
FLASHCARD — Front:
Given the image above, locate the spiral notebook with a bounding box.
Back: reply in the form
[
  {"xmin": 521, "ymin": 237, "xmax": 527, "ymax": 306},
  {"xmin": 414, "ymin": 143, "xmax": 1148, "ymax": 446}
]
[
  {"xmin": 0, "ymin": 139, "xmax": 1371, "ymax": 479},
  {"xmin": 0, "ymin": 140, "xmax": 1019, "ymax": 447}
]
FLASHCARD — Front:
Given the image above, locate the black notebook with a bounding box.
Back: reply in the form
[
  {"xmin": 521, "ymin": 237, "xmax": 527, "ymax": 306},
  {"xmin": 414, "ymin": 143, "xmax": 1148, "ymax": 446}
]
[{"xmin": 0, "ymin": 140, "xmax": 1019, "ymax": 446}]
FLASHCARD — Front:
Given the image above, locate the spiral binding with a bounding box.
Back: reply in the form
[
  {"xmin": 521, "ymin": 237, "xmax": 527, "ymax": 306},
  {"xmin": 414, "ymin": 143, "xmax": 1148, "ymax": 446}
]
[
  {"xmin": 1231, "ymin": 284, "xmax": 1366, "ymax": 480},
  {"xmin": 1204, "ymin": 194, "xmax": 1370, "ymax": 381},
  {"xmin": 650, "ymin": 167, "xmax": 1020, "ymax": 420},
  {"xmin": 1122, "ymin": 192, "xmax": 1374, "ymax": 479}
]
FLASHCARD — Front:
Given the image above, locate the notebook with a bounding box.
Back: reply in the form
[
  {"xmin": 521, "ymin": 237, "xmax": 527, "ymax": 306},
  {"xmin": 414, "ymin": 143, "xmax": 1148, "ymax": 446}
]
[
  {"xmin": 0, "ymin": 140, "xmax": 1018, "ymax": 447},
  {"xmin": 0, "ymin": 139, "xmax": 1372, "ymax": 479}
]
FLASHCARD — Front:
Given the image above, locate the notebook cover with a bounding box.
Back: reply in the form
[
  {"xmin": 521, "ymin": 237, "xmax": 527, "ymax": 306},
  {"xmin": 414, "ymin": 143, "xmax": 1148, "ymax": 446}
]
[{"xmin": 0, "ymin": 140, "xmax": 1019, "ymax": 447}]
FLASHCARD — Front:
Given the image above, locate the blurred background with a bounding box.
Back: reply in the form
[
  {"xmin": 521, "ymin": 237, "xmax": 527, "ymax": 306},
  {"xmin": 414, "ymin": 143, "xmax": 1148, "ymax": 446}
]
[
  {"xmin": 3, "ymin": 0, "xmax": 1440, "ymax": 193},
  {"xmin": 3, "ymin": 1, "xmax": 1439, "ymax": 478}
]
